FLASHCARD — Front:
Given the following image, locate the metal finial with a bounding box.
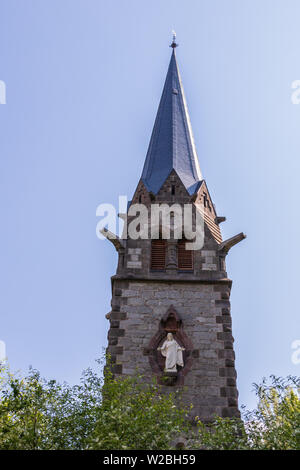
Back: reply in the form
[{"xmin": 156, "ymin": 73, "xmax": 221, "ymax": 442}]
[{"xmin": 170, "ymin": 30, "xmax": 178, "ymax": 49}]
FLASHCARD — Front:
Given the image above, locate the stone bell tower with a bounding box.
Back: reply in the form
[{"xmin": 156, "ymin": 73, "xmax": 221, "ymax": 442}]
[{"xmin": 102, "ymin": 38, "xmax": 245, "ymax": 422}]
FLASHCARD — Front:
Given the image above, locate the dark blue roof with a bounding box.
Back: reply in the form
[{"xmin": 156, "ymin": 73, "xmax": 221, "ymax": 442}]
[{"xmin": 141, "ymin": 49, "xmax": 202, "ymax": 195}]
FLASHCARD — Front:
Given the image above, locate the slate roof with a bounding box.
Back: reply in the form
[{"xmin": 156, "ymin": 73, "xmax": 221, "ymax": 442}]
[{"xmin": 141, "ymin": 48, "xmax": 202, "ymax": 195}]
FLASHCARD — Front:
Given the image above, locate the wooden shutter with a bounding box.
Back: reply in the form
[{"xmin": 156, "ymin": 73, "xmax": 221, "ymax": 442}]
[
  {"xmin": 177, "ymin": 239, "xmax": 193, "ymax": 271},
  {"xmin": 151, "ymin": 240, "xmax": 166, "ymax": 270}
]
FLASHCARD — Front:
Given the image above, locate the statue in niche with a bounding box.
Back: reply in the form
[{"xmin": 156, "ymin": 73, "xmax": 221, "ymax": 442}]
[{"xmin": 157, "ymin": 333, "xmax": 185, "ymax": 373}]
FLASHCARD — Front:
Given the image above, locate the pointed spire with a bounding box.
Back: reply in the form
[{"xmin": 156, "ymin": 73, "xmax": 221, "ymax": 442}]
[{"xmin": 141, "ymin": 39, "xmax": 202, "ymax": 195}]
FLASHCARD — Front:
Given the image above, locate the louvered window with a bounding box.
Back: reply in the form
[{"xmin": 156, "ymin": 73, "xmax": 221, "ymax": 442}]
[
  {"xmin": 177, "ymin": 239, "xmax": 193, "ymax": 271},
  {"xmin": 151, "ymin": 240, "xmax": 166, "ymax": 270}
]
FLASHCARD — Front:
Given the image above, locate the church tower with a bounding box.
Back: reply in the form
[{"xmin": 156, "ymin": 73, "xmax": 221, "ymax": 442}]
[{"xmin": 103, "ymin": 38, "xmax": 245, "ymax": 423}]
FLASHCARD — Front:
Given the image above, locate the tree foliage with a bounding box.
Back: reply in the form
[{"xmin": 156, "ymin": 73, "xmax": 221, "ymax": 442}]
[
  {"xmin": 193, "ymin": 375, "xmax": 300, "ymax": 450},
  {"xmin": 88, "ymin": 366, "xmax": 189, "ymax": 450},
  {"xmin": 0, "ymin": 359, "xmax": 188, "ymax": 450},
  {"xmin": 0, "ymin": 362, "xmax": 103, "ymax": 449},
  {"xmin": 0, "ymin": 359, "xmax": 299, "ymax": 450}
]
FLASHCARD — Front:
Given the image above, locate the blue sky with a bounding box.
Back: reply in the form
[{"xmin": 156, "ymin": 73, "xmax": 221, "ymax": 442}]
[{"xmin": 0, "ymin": 0, "xmax": 299, "ymax": 410}]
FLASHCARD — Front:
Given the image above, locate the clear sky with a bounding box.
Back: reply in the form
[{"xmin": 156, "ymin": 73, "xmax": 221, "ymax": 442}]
[{"xmin": 0, "ymin": 0, "xmax": 299, "ymax": 410}]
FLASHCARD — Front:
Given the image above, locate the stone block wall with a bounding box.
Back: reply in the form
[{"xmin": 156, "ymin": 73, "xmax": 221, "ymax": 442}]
[
  {"xmin": 107, "ymin": 279, "xmax": 240, "ymax": 423},
  {"xmin": 126, "ymin": 248, "xmax": 142, "ymax": 269}
]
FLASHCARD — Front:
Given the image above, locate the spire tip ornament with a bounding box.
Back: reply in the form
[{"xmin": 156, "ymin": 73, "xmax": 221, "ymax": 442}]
[{"xmin": 170, "ymin": 30, "xmax": 178, "ymax": 49}]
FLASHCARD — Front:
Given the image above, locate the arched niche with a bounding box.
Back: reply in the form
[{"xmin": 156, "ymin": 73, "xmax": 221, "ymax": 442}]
[{"xmin": 144, "ymin": 305, "xmax": 194, "ymax": 385}]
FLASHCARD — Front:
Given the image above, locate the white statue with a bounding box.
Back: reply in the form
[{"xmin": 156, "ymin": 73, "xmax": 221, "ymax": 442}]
[{"xmin": 158, "ymin": 333, "xmax": 185, "ymax": 372}]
